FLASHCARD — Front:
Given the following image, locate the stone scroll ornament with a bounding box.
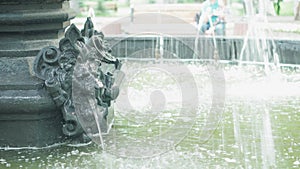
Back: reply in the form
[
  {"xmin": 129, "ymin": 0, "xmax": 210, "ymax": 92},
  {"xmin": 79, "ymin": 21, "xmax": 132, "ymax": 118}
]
[{"xmin": 34, "ymin": 17, "xmax": 123, "ymax": 141}]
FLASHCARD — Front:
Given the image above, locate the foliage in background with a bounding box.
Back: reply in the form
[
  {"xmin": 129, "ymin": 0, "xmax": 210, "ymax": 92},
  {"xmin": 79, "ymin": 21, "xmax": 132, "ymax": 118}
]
[
  {"xmin": 279, "ymin": 1, "xmax": 294, "ymax": 16},
  {"xmin": 78, "ymin": 0, "xmax": 116, "ymax": 17},
  {"xmin": 97, "ymin": 0, "xmax": 106, "ymax": 13},
  {"xmin": 148, "ymin": 0, "xmax": 156, "ymax": 4}
]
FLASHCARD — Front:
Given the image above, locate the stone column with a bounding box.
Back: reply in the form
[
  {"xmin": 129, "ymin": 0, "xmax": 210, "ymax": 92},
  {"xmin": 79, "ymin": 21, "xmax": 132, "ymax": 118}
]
[{"xmin": 0, "ymin": 0, "xmax": 75, "ymax": 147}]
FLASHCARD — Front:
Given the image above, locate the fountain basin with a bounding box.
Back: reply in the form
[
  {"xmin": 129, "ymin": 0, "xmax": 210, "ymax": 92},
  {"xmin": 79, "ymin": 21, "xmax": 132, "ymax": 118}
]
[
  {"xmin": 106, "ymin": 36, "xmax": 300, "ymax": 65},
  {"xmin": 2, "ymin": 61, "xmax": 298, "ymax": 168},
  {"xmin": 1, "ymin": 34, "xmax": 299, "ymax": 147}
]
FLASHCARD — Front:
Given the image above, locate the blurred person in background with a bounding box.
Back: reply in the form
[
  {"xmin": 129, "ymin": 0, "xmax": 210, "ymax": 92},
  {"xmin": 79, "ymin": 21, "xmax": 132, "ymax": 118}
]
[{"xmin": 198, "ymin": 0, "xmax": 226, "ymax": 36}]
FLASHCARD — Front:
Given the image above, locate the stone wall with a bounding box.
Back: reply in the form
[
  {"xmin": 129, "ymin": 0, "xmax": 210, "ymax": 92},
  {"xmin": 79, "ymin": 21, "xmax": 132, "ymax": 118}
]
[{"xmin": 106, "ymin": 36, "xmax": 300, "ymax": 65}]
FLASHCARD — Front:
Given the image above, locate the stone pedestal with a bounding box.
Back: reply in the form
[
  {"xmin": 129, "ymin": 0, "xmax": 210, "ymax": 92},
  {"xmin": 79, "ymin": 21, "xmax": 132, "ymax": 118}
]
[{"xmin": 0, "ymin": 0, "xmax": 75, "ymax": 147}]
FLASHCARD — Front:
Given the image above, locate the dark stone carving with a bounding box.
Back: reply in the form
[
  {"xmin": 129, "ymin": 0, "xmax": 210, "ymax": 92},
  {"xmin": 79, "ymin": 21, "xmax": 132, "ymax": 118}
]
[{"xmin": 34, "ymin": 17, "xmax": 122, "ymax": 140}]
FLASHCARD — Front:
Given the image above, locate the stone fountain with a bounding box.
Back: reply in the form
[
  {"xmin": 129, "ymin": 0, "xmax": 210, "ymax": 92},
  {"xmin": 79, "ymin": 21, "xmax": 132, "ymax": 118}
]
[
  {"xmin": 1, "ymin": 0, "xmax": 300, "ymax": 149},
  {"xmin": 0, "ymin": 0, "xmax": 121, "ymax": 147}
]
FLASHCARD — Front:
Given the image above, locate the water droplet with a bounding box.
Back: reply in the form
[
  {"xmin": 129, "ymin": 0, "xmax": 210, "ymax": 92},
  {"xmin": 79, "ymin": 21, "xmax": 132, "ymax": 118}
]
[
  {"xmin": 224, "ymin": 158, "xmax": 236, "ymax": 163},
  {"xmin": 293, "ymin": 160, "xmax": 300, "ymax": 165},
  {"xmin": 71, "ymin": 149, "xmax": 79, "ymax": 155}
]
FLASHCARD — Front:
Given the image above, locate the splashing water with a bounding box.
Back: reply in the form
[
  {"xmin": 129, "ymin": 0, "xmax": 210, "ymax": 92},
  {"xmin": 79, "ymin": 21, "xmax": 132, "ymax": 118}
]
[
  {"xmin": 1, "ymin": 62, "xmax": 300, "ymax": 168},
  {"xmin": 239, "ymin": 0, "xmax": 280, "ymax": 75},
  {"xmin": 261, "ymin": 105, "xmax": 275, "ymax": 168}
]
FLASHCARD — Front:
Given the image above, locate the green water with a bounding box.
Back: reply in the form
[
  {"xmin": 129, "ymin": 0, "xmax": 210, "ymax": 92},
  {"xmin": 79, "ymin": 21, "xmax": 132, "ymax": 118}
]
[{"xmin": 1, "ymin": 63, "xmax": 299, "ymax": 169}]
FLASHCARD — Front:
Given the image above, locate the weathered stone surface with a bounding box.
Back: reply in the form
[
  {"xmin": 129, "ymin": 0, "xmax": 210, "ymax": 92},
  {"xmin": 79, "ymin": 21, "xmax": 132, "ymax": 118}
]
[
  {"xmin": 33, "ymin": 18, "xmax": 122, "ymax": 142},
  {"xmin": 0, "ymin": 0, "xmax": 75, "ymax": 57},
  {"xmin": 0, "ymin": 0, "xmax": 74, "ymax": 147}
]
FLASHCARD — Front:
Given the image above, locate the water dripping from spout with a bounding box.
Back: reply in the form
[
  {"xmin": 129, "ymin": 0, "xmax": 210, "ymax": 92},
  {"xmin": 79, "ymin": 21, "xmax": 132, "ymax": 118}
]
[{"xmin": 261, "ymin": 104, "xmax": 275, "ymax": 168}]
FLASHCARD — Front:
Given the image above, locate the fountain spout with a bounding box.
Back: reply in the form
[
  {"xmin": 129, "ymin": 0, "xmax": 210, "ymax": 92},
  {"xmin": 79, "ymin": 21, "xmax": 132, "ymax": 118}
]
[{"xmin": 33, "ymin": 18, "xmax": 123, "ymax": 144}]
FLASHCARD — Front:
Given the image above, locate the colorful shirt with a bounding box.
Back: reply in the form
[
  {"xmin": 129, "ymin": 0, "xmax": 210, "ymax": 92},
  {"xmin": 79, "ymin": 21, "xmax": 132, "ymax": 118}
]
[{"xmin": 202, "ymin": 0, "xmax": 221, "ymax": 24}]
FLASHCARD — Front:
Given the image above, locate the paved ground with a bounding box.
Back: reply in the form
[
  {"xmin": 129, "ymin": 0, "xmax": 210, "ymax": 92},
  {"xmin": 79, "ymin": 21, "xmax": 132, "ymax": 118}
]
[
  {"xmin": 72, "ymin": 6, "xmax": 300, "ymax": 39},
  {"xmin": 263, "ymin": 16, "xmax": 300, "ymax": 39}
]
